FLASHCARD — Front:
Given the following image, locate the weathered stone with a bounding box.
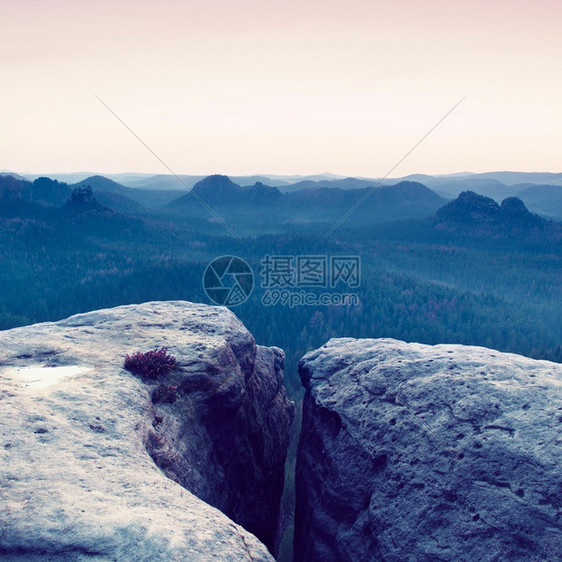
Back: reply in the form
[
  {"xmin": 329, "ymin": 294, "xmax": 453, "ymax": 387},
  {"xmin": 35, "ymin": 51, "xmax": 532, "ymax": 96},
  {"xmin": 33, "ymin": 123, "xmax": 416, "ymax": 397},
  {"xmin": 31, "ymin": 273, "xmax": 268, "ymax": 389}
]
[
  {"xmin": 0, "ymin": 301, "xmax": 294, "ymax": 560},
  {"xmin": 295, "ymin": 338, "xmax": 562, "ymax": 562}
]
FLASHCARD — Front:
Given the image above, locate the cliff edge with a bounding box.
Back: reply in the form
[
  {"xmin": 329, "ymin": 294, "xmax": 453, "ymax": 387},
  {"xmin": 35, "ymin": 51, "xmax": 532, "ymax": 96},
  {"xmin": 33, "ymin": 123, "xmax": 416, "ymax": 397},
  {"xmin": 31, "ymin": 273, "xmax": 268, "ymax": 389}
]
[{"xmin": 0, "ymin": 301, "xmax": 294, "ymax": 560}]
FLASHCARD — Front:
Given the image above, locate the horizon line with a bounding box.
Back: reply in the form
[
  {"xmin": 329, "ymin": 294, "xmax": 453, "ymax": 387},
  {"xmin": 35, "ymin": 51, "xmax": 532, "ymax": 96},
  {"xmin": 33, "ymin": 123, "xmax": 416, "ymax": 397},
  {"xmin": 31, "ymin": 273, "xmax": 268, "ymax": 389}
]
[{"xmin": 3, "ymin": 169, "xmax": 562, "ymax": 180}]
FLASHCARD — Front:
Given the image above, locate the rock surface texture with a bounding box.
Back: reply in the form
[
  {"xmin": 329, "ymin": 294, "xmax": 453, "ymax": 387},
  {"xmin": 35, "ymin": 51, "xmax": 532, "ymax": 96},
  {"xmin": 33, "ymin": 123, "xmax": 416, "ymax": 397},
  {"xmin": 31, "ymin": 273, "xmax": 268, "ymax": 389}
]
[
  {"xmin": 0, "ymin": 301, "xmax": 294, "ymax": 560},
  {"xmin": 295, "ymin": 338, "xmax": 562, "ymax": 562}
]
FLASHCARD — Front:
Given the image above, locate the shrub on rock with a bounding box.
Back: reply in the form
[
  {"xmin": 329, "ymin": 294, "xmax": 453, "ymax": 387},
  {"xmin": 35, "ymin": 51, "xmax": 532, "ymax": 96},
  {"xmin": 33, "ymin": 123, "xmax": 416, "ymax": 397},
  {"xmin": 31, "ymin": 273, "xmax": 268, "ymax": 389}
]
[{"xmin": 124, "ymin": 347, "xmax": 177, "ymax": 379}]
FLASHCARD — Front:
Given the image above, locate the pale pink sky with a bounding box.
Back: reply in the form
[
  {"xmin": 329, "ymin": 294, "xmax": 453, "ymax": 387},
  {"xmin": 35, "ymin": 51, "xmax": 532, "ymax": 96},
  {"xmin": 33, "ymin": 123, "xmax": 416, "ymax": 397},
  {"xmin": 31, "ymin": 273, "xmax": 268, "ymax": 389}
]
[{"xmin": 1, "ymin": 0, "xmax": 561, "ymax": 176}]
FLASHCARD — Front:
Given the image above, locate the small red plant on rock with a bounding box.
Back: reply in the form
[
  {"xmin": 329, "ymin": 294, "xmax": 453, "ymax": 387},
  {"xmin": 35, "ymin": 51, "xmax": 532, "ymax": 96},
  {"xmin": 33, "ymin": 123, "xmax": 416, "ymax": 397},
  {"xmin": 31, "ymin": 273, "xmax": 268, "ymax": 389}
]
[
  {"xmin": 124, "ymin": 347, "xmax": 177, "ymax": 379},
  {"xmin": 151, "ymin": 384, "xmax": 179, "ymax": 404}
]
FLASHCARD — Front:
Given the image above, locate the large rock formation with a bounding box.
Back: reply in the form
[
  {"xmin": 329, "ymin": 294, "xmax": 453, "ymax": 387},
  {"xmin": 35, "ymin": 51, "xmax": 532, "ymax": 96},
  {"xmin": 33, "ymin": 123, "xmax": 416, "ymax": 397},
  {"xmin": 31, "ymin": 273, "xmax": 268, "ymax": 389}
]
[
  {"xmin": 433, "ymin": 190, "xmax": 556, "ymax": 237},
  {"xmin": 0, "ymin": 301, "xmax": 294, "ymax": 560},
  {"xmin": 295, "ymin": 338, "xmax": 562, "ymax": 562}
]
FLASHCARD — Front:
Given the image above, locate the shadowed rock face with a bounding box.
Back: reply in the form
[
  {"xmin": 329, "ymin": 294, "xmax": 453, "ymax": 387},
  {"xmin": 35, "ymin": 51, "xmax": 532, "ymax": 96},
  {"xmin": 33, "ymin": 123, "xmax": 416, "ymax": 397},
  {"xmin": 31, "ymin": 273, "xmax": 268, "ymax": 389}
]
[
  {"xmin": 295, "ymin": 338, "xmax": 562, "ymax": 562},
  {"xmin": 0, "ymin": 301, "xmax": 294, "ymax": 560}
]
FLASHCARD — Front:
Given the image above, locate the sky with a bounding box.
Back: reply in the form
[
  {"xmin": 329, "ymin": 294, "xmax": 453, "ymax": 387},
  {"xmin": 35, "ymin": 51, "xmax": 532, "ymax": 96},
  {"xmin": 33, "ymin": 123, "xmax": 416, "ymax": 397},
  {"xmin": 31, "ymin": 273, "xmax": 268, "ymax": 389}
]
[{"xmin": 1, "ymin": 0, "xmax": 561, "ymax": 177}]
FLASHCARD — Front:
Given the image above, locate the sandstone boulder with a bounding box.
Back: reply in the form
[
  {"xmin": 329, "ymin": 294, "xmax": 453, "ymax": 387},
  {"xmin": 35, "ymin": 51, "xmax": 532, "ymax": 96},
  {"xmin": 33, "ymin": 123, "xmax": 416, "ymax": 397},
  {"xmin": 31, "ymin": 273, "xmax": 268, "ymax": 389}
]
[
  {"xmin": 0, "ymin": 301, "xmax": 294, "ymax": 560},
  {"xmin": 295, "ymin": 338, "xmax": 562, "ymax": 561}
]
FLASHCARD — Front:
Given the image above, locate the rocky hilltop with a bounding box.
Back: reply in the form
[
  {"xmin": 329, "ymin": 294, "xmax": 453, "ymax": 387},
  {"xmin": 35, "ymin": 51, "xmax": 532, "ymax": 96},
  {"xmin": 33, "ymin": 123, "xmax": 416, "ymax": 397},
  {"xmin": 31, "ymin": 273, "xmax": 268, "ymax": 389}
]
[
  {"xmin": 0, "ymin": 301, "xmax": 294, "ymax": 560},
  {"xmin": 295, "ymin": 338, "xmax": 562, "ymax": 562},
  {"xmin": 433, "ymin": 190, "xmax": 556, "ymax": 236}
]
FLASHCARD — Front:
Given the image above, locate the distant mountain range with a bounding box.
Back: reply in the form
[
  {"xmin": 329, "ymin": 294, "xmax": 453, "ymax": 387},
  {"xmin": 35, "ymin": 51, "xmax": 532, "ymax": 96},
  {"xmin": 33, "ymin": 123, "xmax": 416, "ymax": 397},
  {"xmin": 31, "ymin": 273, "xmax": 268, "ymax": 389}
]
[
  {"xmin": 164, "ymin": 175, "xmax": 448, "ymax": 230},
  {"xmin": 0, "ymin": 174, "xmax": 181, "ymax": 214},
  {"xmin": 129, "ymin": 171, "xmax": 562, "ymax": 219},
  {"xmin": 279, "ymin": 177, "xmax": 377, "ymax": 193},
  {"xmin": 0, "ymin": 173, "xmax": 447, "ymax": 234},
  {"xmin": 508, "ymin": 184, "xmax": 562, "ymax": 220},
  {"xmin": 2, "ymin": 170, "xmax": 562, "ymax": 223},
  {"xmin": 1, "ymin": 172, "xmax": 346, "ymax": 191},
  {"xmin": 2, "ymin": 172, "xmax": 560, "ymax": 243},
  {"xmin": 5, "ymin": 169, "xmax": 562, "ymax": 187},
  {"xmin": 445, "ymin": 171, "xmax": 562, "ymax": 186},
  {"xmin": 72, "ymin": 176, "xmax": 180, "ymax": 211}
]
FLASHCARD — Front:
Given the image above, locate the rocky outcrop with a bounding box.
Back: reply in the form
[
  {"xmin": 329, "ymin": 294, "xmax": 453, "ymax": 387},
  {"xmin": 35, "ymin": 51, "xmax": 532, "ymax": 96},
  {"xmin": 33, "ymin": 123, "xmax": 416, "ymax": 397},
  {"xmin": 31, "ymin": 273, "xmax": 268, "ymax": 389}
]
[
  {"xmin": 295, "ymin": 338, "xmax": 562, "ymax": 562},
  {"xmin": 433, "ymin": 191, "xmax": 553, "ymax": 236},
  {"xmin": 0, "ymin": 301, "xmax": 294, "ymax": 560}
]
